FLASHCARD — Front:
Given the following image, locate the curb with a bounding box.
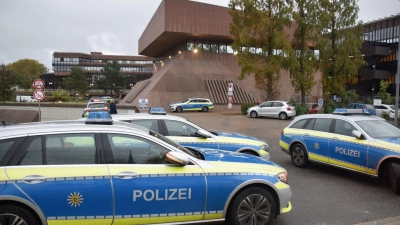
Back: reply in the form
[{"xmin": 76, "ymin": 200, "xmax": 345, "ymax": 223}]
[{"xmin": 353, "ymin": 216, "xmax": 400, "ymax": 225}]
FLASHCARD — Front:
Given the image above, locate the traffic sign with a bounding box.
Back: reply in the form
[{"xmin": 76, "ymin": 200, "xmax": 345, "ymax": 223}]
[
  {"xmin": 318, "ymin": 98, "xmax": 324, "ymax": 107},
  {"xmin": 228, "ymin": 103, "xmax": 232, "ymax": 109},
  {"xmin": 33, "ymin": 79, "xmax": 45, "ymax": 89},
  {"xmin": 228, "ymin": 96, "xmax": 233, "ymax": 102},
  {"xmin": 228, "ymin": 83, "xmax": 234, "ymax": 92},
  {"xmin": 34, "ymin": 89, "xmax": 45, "ymax": 101}
]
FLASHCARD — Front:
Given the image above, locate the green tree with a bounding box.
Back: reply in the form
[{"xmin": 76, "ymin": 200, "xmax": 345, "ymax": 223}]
[
  {"xmin": 5, "ymin": 59, "xmax": 48, "ymax": 89},
  {"xmin": 0, "ymin": 64, "xmax": 17, "ymax": 102},
  {"xmin": 94, "ymin": 76, "xmax": 109, "ymax": 94},
  {"xmin": 100, "ymin": 60, "xmax": 125, "ymax": 96},
  {"xmin": 229, "ymin": 0, "xmax": 293, "ymax": 100},
  {"xmin": 317, "ymin": 0, "xmax": 365, "ymax": 96},
  {"xmin": 376, "ymin": 80, "xmax": 393, "ymax": 104},
  {"xmin": 64, "ymin": 66, "xmax": 88, "ymax": 101},
  {"xmin": 286, "ymin": 0, "xmax": 319, "ymax": 104}
]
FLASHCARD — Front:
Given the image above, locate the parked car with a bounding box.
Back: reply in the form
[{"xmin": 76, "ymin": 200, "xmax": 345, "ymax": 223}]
[
  {"xmin": 108, "ymin": 111, "xmax": 271, "ymax": 159},
  {"xmin": 100, "ymin": 96, "xmax": 117, "ymax": 103},
  {"xmin": 247, "ymin": 101, "xmax": 296, "ymax": 120},
  {"xmin": 346, "ymin": 103, "xmax": 376, "ymax": 115},
  {"xmin": 0, "ymin": 115, "xmax": 292, "ymax": 225},
  {"xmin": 16, "ymin": 95, "xmax": 37, "ymax": 102},
  {"xmin": 280, "ymin": 108, "xmax": 400, "ymax": 194},
  {"xmin": 169, "ymin": 97, "xmax": 214, "ymax": 112},
  {"xmin": 82, "ymin": 102, "xmax": 108, "ymax": 117},
  {"xmin": 374, "ymin": 104, "xmax": 400, "ymax": 119}
]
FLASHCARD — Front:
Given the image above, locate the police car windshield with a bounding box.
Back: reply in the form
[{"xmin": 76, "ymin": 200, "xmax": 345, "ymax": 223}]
[
  {"xmin": 149, "ymin": 130, "xmax": 197, "ymax": 158},
  {"xmin": 356, "ymin": 120, "xmax": 400, "ymax": 138}
]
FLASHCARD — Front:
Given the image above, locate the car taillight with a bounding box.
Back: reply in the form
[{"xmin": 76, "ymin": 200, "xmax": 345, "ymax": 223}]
[
  {"xmin": 102, "ymin": 107, "xmax": 108, "ymax": 111},
  {"xmin": 287, "ymin": 107, "xmax": 291, "ymax": 111}
]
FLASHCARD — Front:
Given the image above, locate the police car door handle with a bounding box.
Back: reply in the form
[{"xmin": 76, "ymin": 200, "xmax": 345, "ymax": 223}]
[
  {"xmin": 23, "ymin": 175, "xmax": 46, "ymax": 184},
  {"xmin": 117, "ymin": 171, "xmax": 139, "ymax": 179}
]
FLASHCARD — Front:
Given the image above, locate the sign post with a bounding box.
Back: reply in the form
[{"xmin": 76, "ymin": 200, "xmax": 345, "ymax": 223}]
[
  {"xmin": 33, "ymin": 79, "xmax": 45, "ymax": 121},
  {"xmin": 227, "ymin": 83, "xmax": 234, "ymax": 114}
]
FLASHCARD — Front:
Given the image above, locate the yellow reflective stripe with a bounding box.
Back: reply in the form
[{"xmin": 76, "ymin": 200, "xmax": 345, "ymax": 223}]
[
  {"xmin": 206, "ymin": 162, "xmax": 284, "ymax": 174},
  {"xmin": 328, "ymin": 158, "xmax": 375, "ymax": 174},
  {"xmin": 259, "ymin": 150, "xmax": 268, "ymax": 155},
  {"xmin": 203, "ymin": 213, "xmax": 223, "ymax": 220},
  {"xmin": 281, "ymin": 201, "xmax": 292, "ymax": 214},
  {"xmin": 48, "ymin": 219, "xmax": 111, "ymax": 225},
  {"xmin": 5, "ymin": 166, "xmax": 108, "ymax": 180},
  {"xmin": 113, "ymin": 215, "xmax": 204, "ymax": 224},
  {"xmin": 308, "ymin": 152, "xmax": 329, "ymax": 163},
  {"xmin": 279, "ymin": 140, "xmax": 289, "ymax": 151}
]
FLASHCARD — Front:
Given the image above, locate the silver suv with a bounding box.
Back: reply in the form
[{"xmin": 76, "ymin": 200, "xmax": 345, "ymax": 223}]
[{"xmin": 247, "ymin": 101, "xmax": 296, "ymax": 120}]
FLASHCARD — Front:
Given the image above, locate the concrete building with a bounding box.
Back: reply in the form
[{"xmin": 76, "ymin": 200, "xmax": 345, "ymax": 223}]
[
  {"xmin": 42, "ymin": 52, "xmax": 154, "ymax": 90},
  {"xmin": 119, "ymin": 0, "xmax": 323, "ymax": 111}
]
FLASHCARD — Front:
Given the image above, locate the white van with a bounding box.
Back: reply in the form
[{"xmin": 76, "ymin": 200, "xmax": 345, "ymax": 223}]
[{"xmin": 16, "ymin": 95, "xmax": 37, "ymax": 102}]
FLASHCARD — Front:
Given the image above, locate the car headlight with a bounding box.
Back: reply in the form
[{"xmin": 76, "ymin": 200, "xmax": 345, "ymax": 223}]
[
  {"xmin": 276, "ymin": 172, "xmax": 288, "ymax": 184},
  {"xmin": 260, "ymin": 144, "xmax": 269, "ymax": 152}
]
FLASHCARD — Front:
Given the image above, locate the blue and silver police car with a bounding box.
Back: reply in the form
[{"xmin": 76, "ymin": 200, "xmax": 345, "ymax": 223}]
[
  {"xmin": 110, "ymin": 111, "xmax": 271, "ymax": 160},
  {"xmin": 280, "ymin": 108, "xmax": 400, "ymax": 194},
  {"xmin": 169, "ymin": 97, "xmax": 214, "ymax": 112},
  {"xmin": 0, "ymin": 113, "xmax": 291, "ymax": 225}
]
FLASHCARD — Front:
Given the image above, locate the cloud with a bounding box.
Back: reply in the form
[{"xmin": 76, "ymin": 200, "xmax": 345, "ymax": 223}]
[{"xmin": 87, "ymin": 33, "xmax": 125, "ymax": 55}]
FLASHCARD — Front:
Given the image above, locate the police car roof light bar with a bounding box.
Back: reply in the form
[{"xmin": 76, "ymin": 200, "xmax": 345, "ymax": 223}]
[{"xmin": 333, "ymin": 108, "xmax": 370, "ymax": 115}]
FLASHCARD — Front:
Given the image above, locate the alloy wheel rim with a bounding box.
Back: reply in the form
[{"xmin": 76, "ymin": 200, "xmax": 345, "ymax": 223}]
[
  {"xmin": 293, "ymin": 147, "xmax": 304, "ymax": 165},
  {"xmin": 0, "ymin": 213, "xmax": 28, "ymax": 225},
  {"xmin": 237, "ymin": 194, "xmax": 270, "ymax": 225}
]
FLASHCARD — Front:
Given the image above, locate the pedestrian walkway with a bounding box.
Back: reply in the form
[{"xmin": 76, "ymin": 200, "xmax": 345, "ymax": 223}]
[{"xmin": 354, "ymin": 216, "xmax": 400, "ymax": 225}]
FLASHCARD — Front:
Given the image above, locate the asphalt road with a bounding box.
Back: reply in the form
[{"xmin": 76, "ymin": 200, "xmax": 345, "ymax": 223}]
[{"xmin": 33, "ymin": 107, "xmax": 400, "ymax": 224}]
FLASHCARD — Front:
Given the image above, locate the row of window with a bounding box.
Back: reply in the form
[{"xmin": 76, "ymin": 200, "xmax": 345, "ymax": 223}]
[
  {"xmin": 363, "ymin": 25, "xmax": 400, "ymax": 43},
  {"xmin": 54, "ymin": 57, "xmax": 153, "ymax": 65},
  {"xmin": 53, "ymin": 66, "xmax": 154, "ymax": 72}
]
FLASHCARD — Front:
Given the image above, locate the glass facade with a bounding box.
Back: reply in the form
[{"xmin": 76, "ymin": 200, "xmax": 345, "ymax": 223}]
[
  {"xmin": 363, "ymin": 25, "xmax": 400, "ymax": 44},
  {"xmin": 50, "ymin": 53, "xmax": 154, "ymax": 90}
]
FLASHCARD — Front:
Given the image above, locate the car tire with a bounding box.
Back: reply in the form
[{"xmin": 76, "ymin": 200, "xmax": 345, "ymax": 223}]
[
  {"xmin": 250, "ymin": 111, "xmax": 258, "ymax": 118},
  {"xmin": 0, "ymin": 205, "xmax": 39, "ymax": 225},
  {"xmin": 202, "ymin": 106, "xmax": 208, "ymax": 112},
  {"xmin": 226, "ymin": 187, "xmax": 275, "ymax": 225},
  {"xmin": 290, "ymin": 144, "xmax": 308, "ymax": 168},
  {"xmin": 279, "ymin": 112, "xmax": 287, "ymax": 120},
  {"xmin": 389, "ymin": 162, "xmax": 400, "ymax": 194},
  {"xmin": 176, "ymin": 107, "xmax": 183, "ymax": 113}
]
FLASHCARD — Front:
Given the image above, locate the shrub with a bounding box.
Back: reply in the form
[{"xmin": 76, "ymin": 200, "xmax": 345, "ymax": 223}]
[
  {"xmin": 295, "ymin": 103, "xmax": 309, "ymax": 116},
  {"xmin": 241, "ymin": 103, "xmax": 257, "ymax": 115},
  {"xmin": 381, "ymin": 111, "xmax": 391, "ymax": 121},
  {"xmin": 51, "ymin": 91, "xmax": 70, "ymax": 102}
]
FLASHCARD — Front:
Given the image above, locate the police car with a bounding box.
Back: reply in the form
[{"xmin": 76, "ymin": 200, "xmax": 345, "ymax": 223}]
[
  {"xmin": 169, "ymin": 97, "xmax": 214, "ymax": 112},
  {"xmin": 110, "ymin": 109, "xmax": 270, "ymax": 160},
  {"xmin": 0, "ymin": 112, "xmax": 291, "ymax": 225},
  {"xmin": 280, "ymin": 108, "xmax": 400, "ymax": 194},
  {"xmin": 82, "ymin": 101, "xmax": 109, "ymax": 117}
]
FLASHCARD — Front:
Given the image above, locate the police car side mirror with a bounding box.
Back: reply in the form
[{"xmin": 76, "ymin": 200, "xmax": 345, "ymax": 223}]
[
  {"xmin": 195, "ymin": 129, "xmax": 212, "ymax": 138},
  {"xmin": 165, "ymin": 151, "xmax": 189, "ymax": 166},
  {"xmin": 352, "ymin": 130, "xmax": 365, "ymax": 140}
]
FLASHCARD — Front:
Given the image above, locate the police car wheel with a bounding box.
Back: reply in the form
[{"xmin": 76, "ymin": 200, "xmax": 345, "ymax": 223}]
[
  {"xmin": 291, "ymin": 144, "xmax": 308, "ymax": 168},
  {"xmin": 279, "ymin": 112, "xmax": 287, "ymax": 120},
  {"xmin": 389, "ymin": 163, "xmax": 400, "ymax": 194},
  {"xmin": 202, "ymin": 106, "xmax": 208, "ymax": 112},
  {"xmin": 0, "ymin": 205, "xmax": 39, "ymax": 225},
  {"xmin": 176, "ymin": 107, "xmax": 183, "ymax": 113},
  {"xmin": 227, "ymin": 187, "xmax": 275, "ymax": 225},
  {"xmin": 250, "ymin": 111, "xmax": 258, "ymax": 118}
]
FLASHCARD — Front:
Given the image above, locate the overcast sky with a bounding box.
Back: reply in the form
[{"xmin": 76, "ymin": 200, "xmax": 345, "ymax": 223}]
[{"xmin": 1, "ymin": 0, "xmax": 399, "ymax": 72}]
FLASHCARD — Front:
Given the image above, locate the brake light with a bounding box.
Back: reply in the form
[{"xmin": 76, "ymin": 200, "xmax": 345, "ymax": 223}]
[{"xmin": 287, "ymin": 107, "xmax": 291, "ymax": 111}]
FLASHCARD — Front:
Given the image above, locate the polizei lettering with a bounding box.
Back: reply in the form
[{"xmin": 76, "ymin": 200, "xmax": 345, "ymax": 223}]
[
  {"xmin": 335, "ymin": 147, "xmax": 360, "ymax": 158},
  {"xmin": 133, "ymin": 188, "xmax": 192, "ymax": 201}
]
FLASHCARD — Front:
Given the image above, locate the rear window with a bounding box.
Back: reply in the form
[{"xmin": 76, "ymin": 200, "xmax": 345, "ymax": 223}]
[
  {"xmin": 88, "ymin": 103, "xmax": 106, "ymax": 108},
  {"xmin": 365, "ymin": 104, "xmax": 375, "ymax": 109}
]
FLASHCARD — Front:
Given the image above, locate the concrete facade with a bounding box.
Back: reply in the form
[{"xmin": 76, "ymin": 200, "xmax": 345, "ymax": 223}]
[{"xmin": 120, "ymin": 0, "xmax": 323, "ymax": 111}]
